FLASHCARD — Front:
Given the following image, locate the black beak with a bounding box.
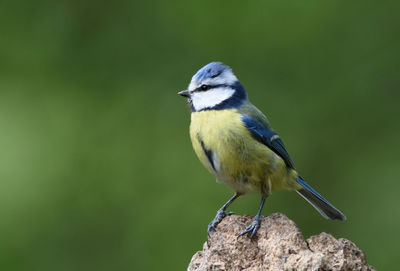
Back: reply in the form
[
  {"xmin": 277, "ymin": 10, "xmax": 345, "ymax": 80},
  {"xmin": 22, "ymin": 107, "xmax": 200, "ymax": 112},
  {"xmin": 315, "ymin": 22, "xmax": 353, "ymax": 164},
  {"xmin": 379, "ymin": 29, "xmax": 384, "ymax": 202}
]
[{"xmin": 178, "ymin": 89, "xmax": 191, "ymax": 97}]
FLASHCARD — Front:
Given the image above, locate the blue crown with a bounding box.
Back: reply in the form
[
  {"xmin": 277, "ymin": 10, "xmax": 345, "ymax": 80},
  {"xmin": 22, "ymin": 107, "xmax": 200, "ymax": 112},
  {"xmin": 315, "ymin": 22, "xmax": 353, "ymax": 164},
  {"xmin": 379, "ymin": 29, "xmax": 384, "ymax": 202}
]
[{"xmin": 193, "ymin": 62, "xmax": 231, "ymax": 82}]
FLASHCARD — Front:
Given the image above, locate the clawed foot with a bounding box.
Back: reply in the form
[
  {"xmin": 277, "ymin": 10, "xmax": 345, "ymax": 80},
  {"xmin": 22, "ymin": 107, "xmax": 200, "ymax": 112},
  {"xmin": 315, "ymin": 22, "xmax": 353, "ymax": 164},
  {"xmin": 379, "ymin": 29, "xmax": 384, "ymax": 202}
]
[
  {"xmin": 207, "ymin": 210, "xmax": 234, "ymax": 234},
  {"xmin": 239, "ymin": 215, "xmax": 264, "ymax": 238}
]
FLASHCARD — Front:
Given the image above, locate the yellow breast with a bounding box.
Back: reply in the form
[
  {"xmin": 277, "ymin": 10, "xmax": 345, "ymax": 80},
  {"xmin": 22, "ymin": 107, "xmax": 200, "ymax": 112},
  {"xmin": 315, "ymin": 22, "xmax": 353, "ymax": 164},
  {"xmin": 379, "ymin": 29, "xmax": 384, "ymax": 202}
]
[{"xmin": 189, "ymin": 109, "xmax": 297, "ymax": 194}]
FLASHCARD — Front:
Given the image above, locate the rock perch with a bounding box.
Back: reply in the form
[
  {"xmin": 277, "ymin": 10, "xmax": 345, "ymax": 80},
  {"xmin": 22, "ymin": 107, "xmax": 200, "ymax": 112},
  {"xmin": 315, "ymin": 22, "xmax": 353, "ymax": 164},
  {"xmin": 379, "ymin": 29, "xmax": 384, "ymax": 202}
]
[{"xmin": 188, "ymin": 213, "xmax": 375, "ymax": 271}]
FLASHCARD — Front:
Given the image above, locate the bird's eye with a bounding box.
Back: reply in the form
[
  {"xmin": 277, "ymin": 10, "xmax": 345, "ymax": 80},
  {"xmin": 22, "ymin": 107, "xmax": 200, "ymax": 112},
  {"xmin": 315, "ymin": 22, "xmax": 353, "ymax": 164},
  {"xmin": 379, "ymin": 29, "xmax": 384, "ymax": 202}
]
[{"xmin": 200, "ymin": 85, "xmax": 209, "ymax": 91}]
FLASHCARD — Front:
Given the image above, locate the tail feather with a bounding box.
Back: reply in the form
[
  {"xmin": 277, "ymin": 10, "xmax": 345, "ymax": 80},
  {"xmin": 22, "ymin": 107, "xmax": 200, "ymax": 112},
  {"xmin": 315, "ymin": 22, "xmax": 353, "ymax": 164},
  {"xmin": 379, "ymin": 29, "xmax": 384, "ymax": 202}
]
[{"xmin": 296, "ymin": 176, "xmax": 346, "ymax": 220}]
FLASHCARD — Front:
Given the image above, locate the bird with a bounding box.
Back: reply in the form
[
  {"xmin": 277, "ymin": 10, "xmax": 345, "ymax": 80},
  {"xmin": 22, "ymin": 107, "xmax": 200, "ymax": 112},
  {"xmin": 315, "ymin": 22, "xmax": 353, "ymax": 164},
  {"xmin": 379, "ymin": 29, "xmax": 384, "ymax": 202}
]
[{"xmin": 178, "ymin": 62, "xmax": 346, "ymax": 238}]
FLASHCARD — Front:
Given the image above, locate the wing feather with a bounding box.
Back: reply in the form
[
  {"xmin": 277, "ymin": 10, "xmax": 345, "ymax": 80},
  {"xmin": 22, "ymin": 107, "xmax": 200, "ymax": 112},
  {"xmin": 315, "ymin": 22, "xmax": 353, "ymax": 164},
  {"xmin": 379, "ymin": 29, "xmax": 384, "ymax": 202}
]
[{"xmin": 241, "ymin": 114, "xmax": 295, "ymax": 169}]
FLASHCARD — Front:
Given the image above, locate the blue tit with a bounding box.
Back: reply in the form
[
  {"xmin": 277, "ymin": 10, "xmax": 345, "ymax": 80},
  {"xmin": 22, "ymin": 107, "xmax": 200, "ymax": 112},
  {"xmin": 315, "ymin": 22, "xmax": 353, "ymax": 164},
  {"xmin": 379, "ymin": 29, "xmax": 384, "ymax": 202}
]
[{"xmin": 178, "ymin": 62, "xmax": 346, "ymax": 238}]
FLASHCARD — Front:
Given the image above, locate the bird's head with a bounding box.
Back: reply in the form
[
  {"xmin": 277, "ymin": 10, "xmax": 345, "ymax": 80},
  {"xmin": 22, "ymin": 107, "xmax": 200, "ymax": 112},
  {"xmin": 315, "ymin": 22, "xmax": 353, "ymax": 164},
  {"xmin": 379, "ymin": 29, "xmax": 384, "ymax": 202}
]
[{"xmin": 178, "ymin": 62, "xmax": 247, "ymax": 112}]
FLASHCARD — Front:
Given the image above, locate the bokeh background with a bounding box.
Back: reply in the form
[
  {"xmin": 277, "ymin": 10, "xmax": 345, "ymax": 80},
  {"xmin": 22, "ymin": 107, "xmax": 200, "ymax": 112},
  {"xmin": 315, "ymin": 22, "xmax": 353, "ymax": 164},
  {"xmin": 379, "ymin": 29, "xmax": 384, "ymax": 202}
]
[{"xmin": 1, "ymin": 0, "xmax": 399, "ymax": 270}]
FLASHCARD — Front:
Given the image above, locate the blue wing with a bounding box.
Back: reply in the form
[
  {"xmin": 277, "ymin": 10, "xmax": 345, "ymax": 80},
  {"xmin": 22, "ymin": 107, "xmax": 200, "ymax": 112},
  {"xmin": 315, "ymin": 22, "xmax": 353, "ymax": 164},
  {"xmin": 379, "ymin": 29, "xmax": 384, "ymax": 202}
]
[{"xmin": 241, "ymin": 115, "xmax": 295, "ymax": 169}]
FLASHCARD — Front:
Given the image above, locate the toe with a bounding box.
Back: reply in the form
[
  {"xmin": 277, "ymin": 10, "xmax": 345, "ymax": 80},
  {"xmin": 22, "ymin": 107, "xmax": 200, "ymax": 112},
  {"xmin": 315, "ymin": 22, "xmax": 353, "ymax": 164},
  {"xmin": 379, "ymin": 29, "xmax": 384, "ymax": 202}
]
[
  {"xmin": 238, "ymin": 226, "xmax": 252, "ymax": 237},
  {"xmin": 207, "ymin": 224, "xmax": 215, "ymax": 234},
  {"xmin": 238, "ymin": 218, "xmax": 261, "ymax": 238},
  {"xmin": 207, "ymin": 212, "xmax": 227, "ymax": 234},
  {"xmin": 216, "ymin": 211, "xmax": 227, "ymax": 219},
  {"xmin": 249, "ymin": 225, "xmax": 259, "ymax": 238}
]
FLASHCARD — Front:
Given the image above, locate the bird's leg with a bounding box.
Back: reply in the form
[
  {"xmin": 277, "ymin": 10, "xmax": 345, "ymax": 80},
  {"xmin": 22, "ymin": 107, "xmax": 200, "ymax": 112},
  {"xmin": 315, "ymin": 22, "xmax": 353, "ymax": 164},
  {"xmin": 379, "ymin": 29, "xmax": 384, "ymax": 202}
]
[
  {"xmin": 239, "ymin": 195, "xmax": 266, "ymax": 238},
  {"xmin": 208, "ymin": 193, "xmax": 240, "ymax": 234}
]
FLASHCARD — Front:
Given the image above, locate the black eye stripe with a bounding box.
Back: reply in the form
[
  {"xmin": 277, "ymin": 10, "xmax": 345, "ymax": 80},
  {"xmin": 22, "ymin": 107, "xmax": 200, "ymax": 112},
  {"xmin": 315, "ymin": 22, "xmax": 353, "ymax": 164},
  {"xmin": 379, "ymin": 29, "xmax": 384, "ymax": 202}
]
[
  {"xmin": 200, "ymin": 84, "xmax": 209, "ymax": 91},
  {"xmin": 195, "ymin": 84, "xmax": 229, "ymax": 92}
]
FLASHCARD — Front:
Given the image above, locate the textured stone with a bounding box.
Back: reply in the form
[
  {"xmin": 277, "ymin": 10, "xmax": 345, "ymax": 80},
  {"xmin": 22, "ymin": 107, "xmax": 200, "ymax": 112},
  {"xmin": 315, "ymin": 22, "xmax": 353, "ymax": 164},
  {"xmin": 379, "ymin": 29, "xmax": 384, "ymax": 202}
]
[{"xmin": 188, "ymin": 213, "xmax": 375, "ymax": 271}]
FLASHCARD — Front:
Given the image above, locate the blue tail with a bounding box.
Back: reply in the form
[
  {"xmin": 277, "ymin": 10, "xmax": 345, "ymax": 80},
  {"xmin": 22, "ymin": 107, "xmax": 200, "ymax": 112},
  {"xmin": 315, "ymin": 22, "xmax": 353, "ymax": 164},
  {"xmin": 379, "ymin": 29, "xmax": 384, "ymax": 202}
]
[{"xmin": 296, "ymin": 176, "xmax": 346, "ymax": 220}]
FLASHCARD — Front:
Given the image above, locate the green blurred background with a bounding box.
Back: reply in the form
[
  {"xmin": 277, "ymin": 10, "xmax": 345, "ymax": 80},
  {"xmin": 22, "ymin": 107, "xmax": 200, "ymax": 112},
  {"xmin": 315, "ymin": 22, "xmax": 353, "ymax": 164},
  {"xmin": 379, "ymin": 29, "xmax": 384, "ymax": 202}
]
[{"xmin": 0, "ymin": 0, "xmax": 399, "ymax": 270}]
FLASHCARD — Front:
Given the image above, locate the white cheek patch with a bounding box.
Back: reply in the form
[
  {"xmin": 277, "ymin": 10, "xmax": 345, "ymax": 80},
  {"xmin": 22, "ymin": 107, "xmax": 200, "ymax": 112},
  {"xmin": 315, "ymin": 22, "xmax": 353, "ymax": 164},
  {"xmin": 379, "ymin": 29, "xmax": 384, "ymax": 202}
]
[{"xmin": 191, "ymin": 87, "xmax": 235, "ymax": 111}]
